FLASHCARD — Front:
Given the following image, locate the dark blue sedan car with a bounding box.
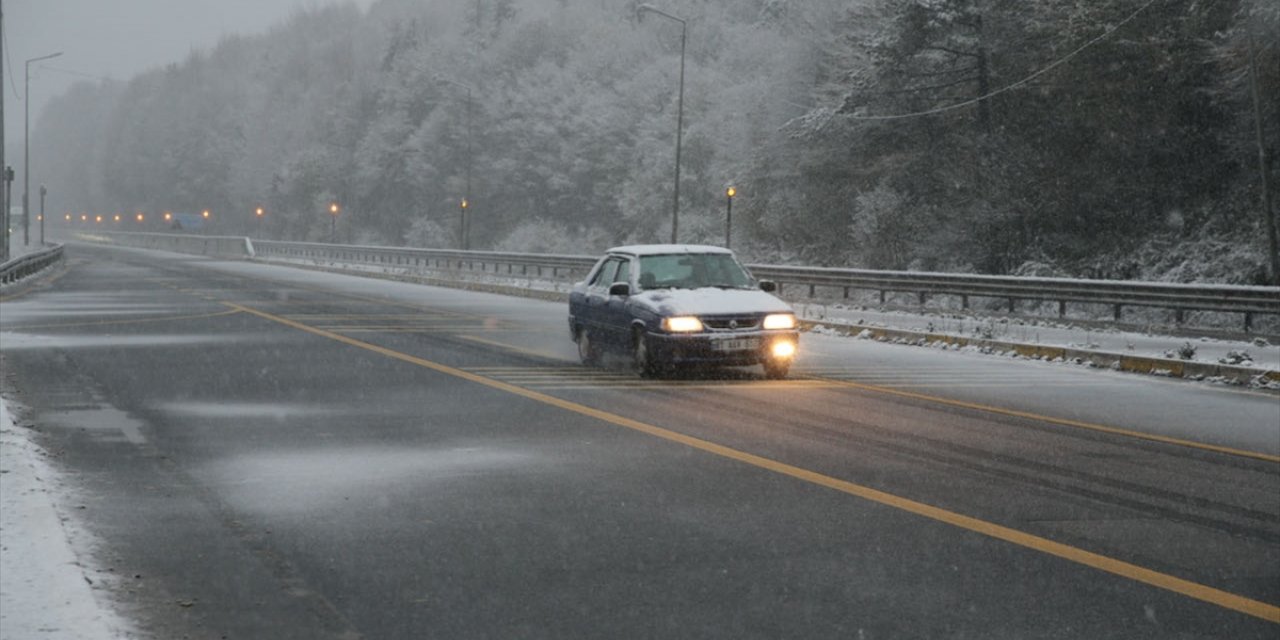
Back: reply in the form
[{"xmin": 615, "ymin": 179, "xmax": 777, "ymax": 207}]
[{"xmin": 568, "ymin": 245, "xmax": 799, "ymax": 378}]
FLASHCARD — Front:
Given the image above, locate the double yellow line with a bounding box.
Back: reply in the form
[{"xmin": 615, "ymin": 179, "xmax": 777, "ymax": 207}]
[{"xmin": 225, "ymin": 302, "xmax": 1279, "ymax": 624}]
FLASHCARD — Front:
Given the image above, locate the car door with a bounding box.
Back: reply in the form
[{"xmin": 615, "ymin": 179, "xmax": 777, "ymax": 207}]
[
  {"xmin": 580, "ymin": 257, "xmax": 620, "ymax": 343},
  {"xmin": 600, "ymin": 256, "xmax": 635, "ymax": 348}
]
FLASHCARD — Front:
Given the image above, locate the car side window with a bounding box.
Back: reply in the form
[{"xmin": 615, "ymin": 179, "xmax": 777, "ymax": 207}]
[
  {"xmin": 592, "ymin": 258, "xmax": 620, "ymax": 289},
  {"xmin": 613, "ymin": 259, "xmax": 631, "ymax": 285}
]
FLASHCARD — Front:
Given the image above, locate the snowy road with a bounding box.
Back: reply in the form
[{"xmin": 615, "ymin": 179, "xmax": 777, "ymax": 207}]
[{"xmin": 1, "ymin": 243, "xmax": 1277, "ymax": 638}]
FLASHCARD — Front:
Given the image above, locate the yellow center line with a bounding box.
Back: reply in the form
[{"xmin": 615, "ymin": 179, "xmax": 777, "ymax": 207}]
[
  {"xmin": 224, "ymin": 301, "xmax": 1280, "ymax": 624},
  {"xmin": 800, "ymin": 375, "xmax": 1280, "ymax": 464}
]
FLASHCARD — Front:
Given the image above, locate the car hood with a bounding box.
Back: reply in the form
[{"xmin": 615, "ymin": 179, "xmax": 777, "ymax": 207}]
[{"xmin": 631, "ymin": 288, "xmax": 793, "ymax": 317}]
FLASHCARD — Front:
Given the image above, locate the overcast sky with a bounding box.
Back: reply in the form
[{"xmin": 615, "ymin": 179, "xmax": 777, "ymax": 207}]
[{"xmin": 3, "ymin": 0, "xmax": 375, "ymax": 167}]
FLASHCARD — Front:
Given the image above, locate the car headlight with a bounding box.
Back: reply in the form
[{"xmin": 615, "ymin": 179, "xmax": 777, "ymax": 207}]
[
  {"xmin": 762, "ymin": 313, "xmax": 797, "ymax": 330},
  {"xmin": 663, "ymin": 316, "xmax": 704, "ymax": 332}
]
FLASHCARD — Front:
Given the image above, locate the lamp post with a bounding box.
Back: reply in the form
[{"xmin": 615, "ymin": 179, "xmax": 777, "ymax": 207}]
[
  {"xmin": 39, "ymin": 184, "xmax": 46, "ymax": 244},
  {"xmin": 437, "ymin": 77, "xmax": 476, "ymax": 250},
  {"xmin": 1, "ymin": 167, "xmax": 11, "ymax": 261},
  {"xmin": 329, "ymin": 202, "xmax": 340, "ymax": 243},
  {"xmin": 24, "ymin": 51, "xmax": 63, "ymax": 246},
  {"xmin": 460, "ymin": 198, "xmax": 469, "ymax": 250},
  {"xmin": 636, "ymin": 4, "xmax": 686, "ymax": 244},
  {"xmin": 724, "ymin": 186, "xmax": 735, "ymax": 249}
]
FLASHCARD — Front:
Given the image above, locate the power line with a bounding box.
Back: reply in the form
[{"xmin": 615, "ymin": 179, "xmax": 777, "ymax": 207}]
[{"xmin": 845, "ymin": 0, "xmax": 1165, "ymax": 121}]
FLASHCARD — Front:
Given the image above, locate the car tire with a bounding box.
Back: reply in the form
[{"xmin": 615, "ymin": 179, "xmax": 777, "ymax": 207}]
[
  {"xmin": 633, "ymin": 329, "xmax": 660, "ymax": 378},
  {"xmin": 577, "ymin": 327, "xmax": 600, "ymax": 366},
  {"xmin": 762, "ymin": 360, "xmax": 790, "ymax": 380}
]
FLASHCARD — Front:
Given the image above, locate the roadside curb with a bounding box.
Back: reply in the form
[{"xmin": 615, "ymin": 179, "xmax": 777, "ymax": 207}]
[{"xmin": 802, "ymin": 320, "xmax": 1280, "ymax": 388}]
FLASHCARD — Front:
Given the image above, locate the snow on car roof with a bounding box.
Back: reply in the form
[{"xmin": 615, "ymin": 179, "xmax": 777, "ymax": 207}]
[{"xmin": 607, "ymin": 244, "xmax": 734, "ymax": 256}]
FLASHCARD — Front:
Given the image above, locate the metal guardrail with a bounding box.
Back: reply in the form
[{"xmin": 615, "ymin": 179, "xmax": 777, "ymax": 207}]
[
  {"xmin": 74, "ymin": 231, "xmax": 254, "ymax": 259},
  {"xmin": 749, "ymin": 265, "xmax": 1280, "ymax": 329},
  {"xmin": 252, "ymin": 239, "xmax": 597, "ymax": 280},
  {"xmin": 82, "ymin": 232, "xmax": 1280, "ymax": 331},
  {"xmin": 0, "ymin": 244, "xmax": 64, "ymax": 285}
]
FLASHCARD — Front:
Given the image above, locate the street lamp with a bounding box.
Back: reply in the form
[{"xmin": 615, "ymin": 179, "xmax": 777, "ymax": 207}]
[
  {"xmin": 725, "ymin": 186, "xmax": 736, "ymax": 249},
  {"xmin": 39, "ymin": 184, "xmax": 46, "ymax": 244},
  {"xmin": 2, "ymin": 167, "xmax": 13, "ymax": 260},
  {"xmin": 24, "ymin": 51, "xmax": 63, "ymax": 246},
  {"xmin": 636, "ymin": 4, "xmax": 686, "ymax": 244},
  {"xmin": 437, "ymin": 77, "xmax": 476, "ymax": 250},
  {"xmin": 329, "ymin": 202, "xmax": 340, "ymax": 243},
  {"xmin": 460, "ymin": 198, "xmax": 469, "ymax": 250}
]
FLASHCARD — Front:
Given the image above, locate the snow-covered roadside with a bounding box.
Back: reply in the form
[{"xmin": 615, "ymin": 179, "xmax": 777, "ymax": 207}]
[{"xmin": 0, "ymin": 397, "xmax": 131, "ymax": 639}]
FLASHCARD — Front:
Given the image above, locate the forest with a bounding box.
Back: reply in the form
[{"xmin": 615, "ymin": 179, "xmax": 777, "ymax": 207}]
[{"xmin": 30, "ymin": 0, "xmax": 1280, "ymax": 283}]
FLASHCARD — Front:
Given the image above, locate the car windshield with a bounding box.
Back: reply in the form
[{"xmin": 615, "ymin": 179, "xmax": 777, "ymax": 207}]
[{"xmin": 637, "ymin": 253, "xmax": 754, "ymax": 290}]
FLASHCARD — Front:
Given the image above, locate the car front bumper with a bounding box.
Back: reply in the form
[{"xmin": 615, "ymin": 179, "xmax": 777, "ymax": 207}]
[{"xmin": 645, "ymin": 330, "xmax": 800, "ymax": 366}]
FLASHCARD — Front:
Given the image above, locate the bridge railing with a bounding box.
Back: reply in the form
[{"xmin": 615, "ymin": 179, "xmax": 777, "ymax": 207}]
[
  {"xmin": 0, "ymin": 244, "xmax": 64, "ymax": 285},
  {"xmin": 77, "ymin": 232, "xmax": 1280, "ymax": 331}
]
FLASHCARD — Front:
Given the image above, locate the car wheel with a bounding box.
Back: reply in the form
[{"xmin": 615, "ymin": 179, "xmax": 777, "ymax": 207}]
[
  {"xmin": 633, "ymin": 329, "xmax": 660, "ymax": 378},
  {"xmin": 762, "ymin": 359, "xmax": 790, "ymax": 380},
  {"xmin": 577, "ymin": 327, "xmax": 600, "ymax": 366}
]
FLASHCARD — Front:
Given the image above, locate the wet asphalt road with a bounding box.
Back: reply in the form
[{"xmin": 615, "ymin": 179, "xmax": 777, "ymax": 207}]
[{"xmin": 1, "ymin": 243, "xmax": 1278, "ymax": 639}]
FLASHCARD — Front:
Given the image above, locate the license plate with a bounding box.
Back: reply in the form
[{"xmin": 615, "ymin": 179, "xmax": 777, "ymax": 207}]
[{"xmin": 712, "ymin": 337, "xmax": 759, "ymax": 351}]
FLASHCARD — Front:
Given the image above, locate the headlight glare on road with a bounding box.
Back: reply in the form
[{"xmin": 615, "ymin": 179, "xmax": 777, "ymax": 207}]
[
  {"xmin": 663, "ymin": 316, "xmax": 704, "ymax": 332},
  {"xmin": 763, "ymin": 313, "xmax": 797, "ymax": 330}
]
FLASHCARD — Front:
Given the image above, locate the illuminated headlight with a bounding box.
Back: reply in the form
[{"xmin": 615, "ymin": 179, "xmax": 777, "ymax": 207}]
[
  {"xmin": 663, "ymin": 316, "xmax": 704, "ymax": 332},
  {"xmin": 772, "ymin": 340, "xmax": 797, "ymax": 359},
  {"xmin": 762, "ymin": 313, "xmax": 797, "ymax": 330}
]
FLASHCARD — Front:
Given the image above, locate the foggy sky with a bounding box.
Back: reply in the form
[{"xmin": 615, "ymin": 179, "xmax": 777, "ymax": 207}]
[{"xmin": 2, "ymin": 0, "xmax": 374, "ymax": 182}]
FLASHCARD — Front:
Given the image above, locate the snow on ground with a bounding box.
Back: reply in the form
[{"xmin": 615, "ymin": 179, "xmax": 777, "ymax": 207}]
[
  {"xmin": 792, "ymin": 303, "xmax": 1280, "ymax": 371},
  {"xmin": 0, "ymin": 396, "xmax": 131, "ymax": 640}
]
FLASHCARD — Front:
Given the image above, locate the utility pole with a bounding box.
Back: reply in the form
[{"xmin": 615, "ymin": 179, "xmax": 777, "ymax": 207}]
[
  {"xmin": 1, "ymin": 0, "xmax": 7, "ymax": 261},
  {"xmin": 1247, "ymin": 29, "xmax": 1278, "ymax": 285}
]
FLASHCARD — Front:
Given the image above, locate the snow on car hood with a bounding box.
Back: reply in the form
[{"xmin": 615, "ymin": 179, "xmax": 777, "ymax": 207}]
[{"xmin": 631, "ymin": 288, "xmax": 793, "ymax": 316}]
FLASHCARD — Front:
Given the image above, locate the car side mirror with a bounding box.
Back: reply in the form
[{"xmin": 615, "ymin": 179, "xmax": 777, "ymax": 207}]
[
  {"xmin": 609, "ymin": 282, "xmax": 631, "ymax": 297},
  {"xmin": 758, "ymin": 280, "xmax": 777, "ymax": 293}
]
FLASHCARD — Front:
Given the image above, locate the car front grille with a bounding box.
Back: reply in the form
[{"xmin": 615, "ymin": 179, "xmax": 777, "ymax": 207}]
[{"xmin": 702, "ymin": 315, "xmax": 761, "ymax": 331}]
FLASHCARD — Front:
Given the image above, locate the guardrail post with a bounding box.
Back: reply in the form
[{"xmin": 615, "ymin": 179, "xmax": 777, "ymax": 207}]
[
  {"xmin": 1008, "ymin": 298, "xmax": 1016, "ymax": 313},
  {"xmin": 1244, "ymin": 312, "xmax": 1253, "ymax": 332},
  {"xmin": 1058, "ymin": 300, "xmax": 1067, "ymax": 318},
  {"xmin": 917, "ymin": 292, "xmax": 927, "ymax": 306},
  {"xmin": 808, "ymin": 283, "xmax": 816, "ymax": 297},
  {"xmin": 1174, "ymin": 309, "xmax": 1185, "ymax": 326},
  {"xmin": 879, "ymin": 290, "xmax": 886, "ymax": 305},
  {"xmin": 1113, "ymin": 304, "xmax": 1122, "ymax": 321},
  {"xmin": 842, "ymin": 286, "xmax": 850, "ymax": 299},
  {"xmin": 961, "ymin": 295, "xmax": 969, "ymax": 310}
]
